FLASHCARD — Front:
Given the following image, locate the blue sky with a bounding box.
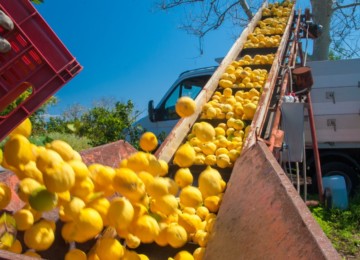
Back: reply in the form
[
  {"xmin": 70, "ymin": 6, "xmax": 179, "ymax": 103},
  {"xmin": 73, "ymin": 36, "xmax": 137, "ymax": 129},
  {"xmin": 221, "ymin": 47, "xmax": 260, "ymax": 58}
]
[
  {"xmin": 34, "ymin": 0, "xmax": 238, "ymax": 118},
  {"xmin": 34, "ymin": 0, "xmax": 311, "ymax": 119}
]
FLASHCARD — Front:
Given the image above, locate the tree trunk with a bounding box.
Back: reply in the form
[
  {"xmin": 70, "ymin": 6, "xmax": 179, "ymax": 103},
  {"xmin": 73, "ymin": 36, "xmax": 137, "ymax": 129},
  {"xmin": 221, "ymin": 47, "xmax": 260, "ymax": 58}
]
[{"xmin": 310, "ymin": 0, "xmax": 333, "ymax": 61}]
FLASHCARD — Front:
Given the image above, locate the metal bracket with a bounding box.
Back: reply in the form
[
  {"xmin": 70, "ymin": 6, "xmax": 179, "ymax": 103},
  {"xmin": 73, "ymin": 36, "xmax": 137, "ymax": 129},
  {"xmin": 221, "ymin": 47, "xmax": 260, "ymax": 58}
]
[
  {"xmin": 327, "ymin": 119, "xmax": 336, "ymax": 131},
  {"xmin": 326, "ymin": 91, "xmax": 335, "ymax": 104}
]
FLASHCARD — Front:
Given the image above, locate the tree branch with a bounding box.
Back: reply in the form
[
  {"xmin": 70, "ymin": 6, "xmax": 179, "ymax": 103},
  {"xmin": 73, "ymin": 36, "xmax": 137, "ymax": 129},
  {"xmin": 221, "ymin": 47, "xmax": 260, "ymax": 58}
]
[{"xmin": 332, "ymin": 2, "xmax": 360, "ymax": 12}]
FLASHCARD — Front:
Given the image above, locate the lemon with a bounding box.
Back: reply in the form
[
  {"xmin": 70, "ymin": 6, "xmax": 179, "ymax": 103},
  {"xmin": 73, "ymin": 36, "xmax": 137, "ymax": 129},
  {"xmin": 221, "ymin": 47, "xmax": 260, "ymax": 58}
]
[
  {"xmin": 73, "ymin": 208, "xmax": 103, "ymax": 243},
  {"xmin": 132, "ymin": 215, "xmax": 160, "ymax": 243},
  {"xmin": 139, "ymin": 132, "xmax": 158, "ymax": 152},
  {"xmin": 61, "ymin": 197, "xmax": 86, "ymax": 222},
  {"xmin": 0, "ymin": 182, "xmax": 11, "ymax": 210},
  {"xmin": 204, "ymin": 195, "xmax": 221, "ymax": 213},
  {"xmin": 199, "ymin": 142, "xmax": 217, "ymax": 156},
  {"xmin": 68, "ymin": 160, "xmax": 90, "ymax": 181},
  {"xmin": 216, "ymin": 153, "xmax": 231, "ymax": 168},
  {"xmin": 46, "ymin": 140, "xmax": 76, "ymax": 161},
  {"xmin": 165, "ymin": 177, "xmax": 179, "ymax": 196},
  {"xmin": 179, "ymin": 186, "xmax": 203, "ymax": 209},
  {"xmin": 166, "ymin": 223, "xmax": 188, "ymax": 248},
  {"xmin": 7, "ymin": 239, "xmax": 22, "ymax": 254},
  {"xmin": 88, "ymin": 164, "xmax": 115, "ymax": 187},
  {"xmin": 123, "ymin": 249, "xmax": 142, "ymax": 260},
  {"xmin": 175, "ymin": 96, "xmax": 196, "ymax": 118},
  {"xmin": 87, "ymin": 197, "xmax": 110, "ymax": 226},
  {"xmin": 126, "ymin": 152, "xmax": 150, "ymax": 172},
  {"xmin": 19, "ymin": 161, "xmax": 43, "ymax": 184},
  {"xmin": 204, "ymin": 154, "xmax": 216, "ymax": 166},
  {"xmin": 198, "ymin": 166, "xmax": 223, "ymax": 199},
  {"xmin": 173, "ymin": 251, "xmax": 194, "ymax": 260},
  {"xmin": 154, "ymin": 222, "xmax": 168, "ymax": 246},
  {"xmin": 147, "ymin": 177, "xmax": 170, "ymax": 198},
  {"xmin": 28, "ymin": 187, "xmax": 58, "ymax": 212},
  {"xmin": 243, "ymin": 102, "xmax": 257, "ymax": 120},
  {"xmin": 9, "ymin": 118, "xmax": 32, "ymax": 138},
  {"xmin": 139, "ymin": 254, "xmax": 150, "ymax": 260},
  {"xmin": 137, "ymin": 171, "xmax": 154, "ymax": 189},
  {"xmin": 107, "ymin": 197, "xmax": 134, "ymax": 231},
  {"xmin": 96, "ymin": 237, "xmax": 124, "ymax": 260},
  {"xmin": 178, "ymin": 213, "xmax": 202, "ymax": 234},
  {"xmin": 193, "ymin": 247, "xmax": 206, "ymax": 260},
  {"xmin": 150, "ymin": 194, "xmax": 178, "ymax": 216},
  {"xmin": 13, "ymin": 209, "xmax": 34, "ymax": 231},
  {"xmin": 145, "ymin": 155, "xmax": 163, "ymax": 176},
  {"xmin": 23, "ymin": 250, "xmax": 42, "ymax": 258},
  {"xmin": 113, "ymin": 168, "xmax": 146, "ymax": 203},
  {"xmin": 22, "ymin": 204, "xmax": 42, "ymax": 222},
  {"xmin": 61, "ymin": 221, "xmax": 76, "ymax": 242},
  {"xmin": 36, "ymin": 148, "xmax": 64, "ymax": 173},
  {"xmin": 42, "ymin": 161, "xmax": 75, "ymax": 193},
  {"xmin": 193, "ymin": 230, "xmax": 209, "ymax": 247},
  {"xmin": 3, "ymin": 134, "xmax": 34, "ymax": 169},
  {"xmin": 69, "ymin": 177, "xmax": 94, "ymax": 202},
  {"xmin": 196, "ymin": 206, "xmax": 209, "ymax": 221},
  {"xmin": 174, "ymin": 168, "xmax": 193, "ymax": 188},
  {"xmin": 158, "ymin": 159, "xmax": 169, "ymax": 177},
  {"xmin": 173, "ymin": 142, "xmax": 195, "ymax": 168},
  {"xmin": 192, "ymin": 122, "xmax": 215, "ymax": 142},
  {"xmin": 65, "ymin": 248, "xmax": 87, "ymax": 260},
  {"xmin": 24, "ymin": 219, "xmax": 55, "ymax": 251},
  {"xmin": 125, "ymin": 233, "xmax": 141, "ymax": 249}
]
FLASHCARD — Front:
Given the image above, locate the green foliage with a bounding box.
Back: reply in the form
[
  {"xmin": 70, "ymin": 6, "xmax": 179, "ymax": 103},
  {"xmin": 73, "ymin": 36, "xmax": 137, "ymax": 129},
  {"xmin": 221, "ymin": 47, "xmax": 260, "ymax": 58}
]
[
  {"xmin": 44, "ymin": 99, "xmax": 143, "ymax": 149},
  {"xmin": 310, "ymin": 193, "xmax": 360, "ymax": 257},
  {"xmin": 29, "ymin": 133, "xmax": 91, "ymax": 151}
]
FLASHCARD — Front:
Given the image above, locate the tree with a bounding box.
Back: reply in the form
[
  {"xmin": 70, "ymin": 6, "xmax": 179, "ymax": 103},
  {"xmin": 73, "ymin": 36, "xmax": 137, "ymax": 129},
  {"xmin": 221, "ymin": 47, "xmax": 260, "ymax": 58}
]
[{"xmin": 157, "ymin": 0, "xmax": 360, "ymax": 60}]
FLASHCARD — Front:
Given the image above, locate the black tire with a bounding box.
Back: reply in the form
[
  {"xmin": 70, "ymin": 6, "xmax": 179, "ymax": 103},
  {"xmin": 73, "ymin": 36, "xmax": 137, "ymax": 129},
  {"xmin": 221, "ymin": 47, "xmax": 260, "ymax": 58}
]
[
  {"xmin": 323, "ymin": 187, "xmax": 332, "ymax": 209},
  {"xmin": 321, "ymin": 162, "xmax": 359, "ymax": 196}
]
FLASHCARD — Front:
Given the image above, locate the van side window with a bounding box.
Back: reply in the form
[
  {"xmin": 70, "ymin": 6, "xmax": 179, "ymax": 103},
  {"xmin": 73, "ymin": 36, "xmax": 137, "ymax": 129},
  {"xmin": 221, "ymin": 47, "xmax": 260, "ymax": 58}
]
[{"xmin": 160, "ymin": 80, "xmax": 203, "ymax": 120}]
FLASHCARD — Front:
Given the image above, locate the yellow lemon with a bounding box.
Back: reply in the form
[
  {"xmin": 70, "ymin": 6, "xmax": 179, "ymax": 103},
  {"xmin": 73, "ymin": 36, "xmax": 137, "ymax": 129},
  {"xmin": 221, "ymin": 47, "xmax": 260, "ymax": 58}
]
[
  {"xmin": 132, "ymin": 215, "xmax": 160, "ymax": 243},
  {"xmin": 9, "ymin": 118, "xmax": 32, "ymax": 138},
  {"xmin": 204, "ymin": 154, "xmax": 216, "ymax": 166},
  {"xmin": 139, "ymin": 132, "xmax": 158, "ymax": 152},
  {"xmin": 96, "ymin": 237, "xmax": 124, "ymax": 260},
  {"xmin": 73, "ymin": 208, "xmax": 103, "ymax": 243},
  {"xmin": 216, "ymin": 153, "xmax": 231, "ymax": 168},
  {"xmin": 7, "ymin": 239, "xmax": 22, "ymax": 254},
  {"xmin": 13, "ymin": 209, "xmax": 34, "ymax": 231},
  {"xmin": 125, "ymin": 233, "xmax": 141, "ymax": 249},
  {"xmin": 113, "ymin": 168, "xmax": 146, "ymax": 203},
  {"xmin": 42, "ymin": 161, "xmax": 75, "ymax": 193},
  {"xmin": 193, "ymin": 230, "xmax": 209, "ymax": 247},
  {"xmin": 61, "ymin": 197, "xmax": 86, "ymax": 222},
  {"xmin": 69, "ymin": 177, "xmax": 94, "ymax": 202},
  {"xmin": 173, "ymin": 142, "xmax": 195, "ymax": 168},
  {"xmin": 175, "ymin": 96, "xmax": 197, "ymax": 118},
  {"xmin": 137, "ymin": 171, "xmax": 154, "ymax": 189},
  {"xmin": 166, "ymin": 223, "xmax": 188, "ymax": 248},
  {"xmin": 65, "ymin": 248, "xmax": 87, "ymax": 260},
  {"xmin": 150, "ymin": 194, "xmax": 179, "ymax": 216},
  {"xmin": 154, "ymin": 222, "xmax": 168, "ymax": 246},
  {"xmin": 68, "ymin": 160, "xmax": 90, "ymax": 181},
  {"xmin": 174, "ymin": 251, "xmax": 194, "ymax": 260},
  {"xmin": 204, "ymin": 195, "xmax": 222, "ymax": 213},
  {"xmin": 192, "ymin": 122, "xmax": 215, "ymax": 143},
  {"xmin": 179, "ymin": 186, "xmax": 203, "ymax": 209},
  {"xmin": 147, "ymin": 177, "xmax": 170, "ymax": 198},
  {"xmin": 3, "ymin": 134, "xmax": 34, "ymax": 169},
  {"xmin": 46, "ymin": 140, "xmax": 76, "ymax": 161},
  {"xmin": 178, "ymin": 213, "xmax": 202, "ymax": 234},
  {"xmin": 19, "ymin": 161, "xmax": 43, "ymax": 184},
  {"xmin": 24, "ymin": 219, "xmax": 55, "ymax": 251},
  {"xmin": 88, "ymin": 164, "xmax": 115, "ymax": 187},
  {"xmin": 193, "ymin": 247, "xmax": 206, "ymax": 260},
  {"xmin": 0, "ymin": 182, "xmax": 11, "ymax": 210},
  {"xmin": 87, "ymin": 197, "xmax": 110, "ymax": 226},
  {"xmin": 61, "ymin": 221, "xmax": 76, "ymax": 242},
  {"xmin": 36, "ymin": 148, "xmax": 64, "ymax": 173},
  {"xmin": 107, "ymin": 197, "xmax": 134, "ymax": 231},
  {"xmin": 28, "ymin": 187, "xmax": 58, "ymax": 212},
  {"xmin": 196, "ymin": 206, "xmax": 209, "ymax": 221},
  {"xmin": 126, "ymin": 152, "xmax": 150, "ymax": 172},
  {"xmin": 174, "ymin": 168, "xmax": 193, "ymax": 188},
  {"xmin": 198, "ymin": 166, "xmax": 223, "ymax": 199},
  {"xmin": 199, "ymin": 142, "xmax": 217, "ymax": 156}
]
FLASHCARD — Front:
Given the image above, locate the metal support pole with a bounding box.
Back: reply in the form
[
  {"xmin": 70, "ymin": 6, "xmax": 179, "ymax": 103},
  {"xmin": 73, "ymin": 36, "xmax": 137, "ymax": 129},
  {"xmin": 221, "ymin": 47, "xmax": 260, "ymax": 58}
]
[{"xmin": 307, "ymin": 93, "xmax": 323, "ymax": 203}]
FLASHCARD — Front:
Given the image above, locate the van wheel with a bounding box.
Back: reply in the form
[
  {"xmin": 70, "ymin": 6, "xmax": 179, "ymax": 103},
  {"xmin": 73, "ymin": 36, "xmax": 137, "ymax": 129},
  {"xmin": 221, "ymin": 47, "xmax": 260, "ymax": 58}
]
[{"xmin": 321, "ymin": 162, "xmax": 359, "ymax": 196}]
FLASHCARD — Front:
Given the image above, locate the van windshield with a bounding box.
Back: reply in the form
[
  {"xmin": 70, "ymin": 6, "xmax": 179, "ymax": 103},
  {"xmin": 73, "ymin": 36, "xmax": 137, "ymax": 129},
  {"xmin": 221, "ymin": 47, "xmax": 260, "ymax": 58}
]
[{"xmin": 159, "ymin": 75, "xmax": 211, "ymax": 121}]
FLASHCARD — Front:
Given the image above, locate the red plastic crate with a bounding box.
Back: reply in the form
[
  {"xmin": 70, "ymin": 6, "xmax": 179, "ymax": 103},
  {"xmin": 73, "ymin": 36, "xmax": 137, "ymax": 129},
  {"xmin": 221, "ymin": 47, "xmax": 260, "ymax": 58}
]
[{"xmin": 0, "ymin": 0, "xmax": 82, "ymax": 141}]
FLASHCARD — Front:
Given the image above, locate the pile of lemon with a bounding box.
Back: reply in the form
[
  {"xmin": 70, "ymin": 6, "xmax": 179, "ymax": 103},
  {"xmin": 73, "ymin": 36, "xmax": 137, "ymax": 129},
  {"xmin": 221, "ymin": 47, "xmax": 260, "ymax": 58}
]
[
  {"xmin": 262, "ymin": 1, "xmax": 293, "ymax": 17},
  {"xmin": 0, "ymin": 118, "xmax": 227, "ymax": 259}
]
